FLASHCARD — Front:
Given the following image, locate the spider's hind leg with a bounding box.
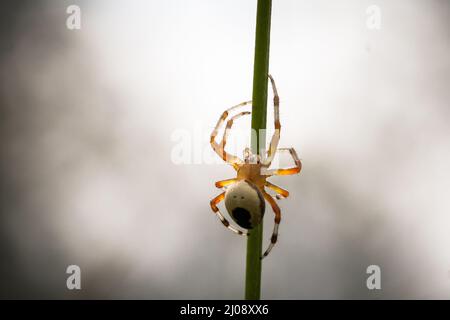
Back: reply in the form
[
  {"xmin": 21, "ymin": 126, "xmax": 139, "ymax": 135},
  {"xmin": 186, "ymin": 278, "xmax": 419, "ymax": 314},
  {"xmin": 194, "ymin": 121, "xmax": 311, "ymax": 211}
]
[
  {"xmin": 210, "ymin": 192, "xmax": 248, "ymax": 236},
  {"xmin": 261, "ymin": 191, "xmax": 282, "ymax": 259}
]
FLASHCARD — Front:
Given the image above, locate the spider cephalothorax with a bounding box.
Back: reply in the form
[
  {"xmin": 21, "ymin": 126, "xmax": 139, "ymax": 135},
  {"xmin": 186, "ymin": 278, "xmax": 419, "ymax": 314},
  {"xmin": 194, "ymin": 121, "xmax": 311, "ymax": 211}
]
[{"xmin": 209, "ymin": 75, "xmax": 302, "ymax": 258}]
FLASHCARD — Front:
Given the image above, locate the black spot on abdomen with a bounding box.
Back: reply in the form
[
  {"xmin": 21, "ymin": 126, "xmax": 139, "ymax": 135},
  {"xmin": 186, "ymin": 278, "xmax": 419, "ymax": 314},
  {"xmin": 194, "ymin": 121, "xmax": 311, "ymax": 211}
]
[{"xmin": 232, "ymin": 207, "xmax": 252, "ymax": 229}]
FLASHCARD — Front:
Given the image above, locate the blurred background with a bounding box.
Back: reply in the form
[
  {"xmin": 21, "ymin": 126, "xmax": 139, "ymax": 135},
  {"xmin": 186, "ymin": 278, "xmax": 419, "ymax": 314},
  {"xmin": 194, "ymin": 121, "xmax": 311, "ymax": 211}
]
[{"xmin": 0, "ymin": 0, "xmax": 449, "ymax": 299}]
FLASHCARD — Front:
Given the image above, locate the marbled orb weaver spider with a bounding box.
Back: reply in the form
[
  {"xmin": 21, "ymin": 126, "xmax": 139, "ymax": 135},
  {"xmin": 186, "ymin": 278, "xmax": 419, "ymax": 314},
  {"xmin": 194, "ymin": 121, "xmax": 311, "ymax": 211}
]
[{"xmin": 209, "ymin": 75, "xmax": 302, "ymax": 258}]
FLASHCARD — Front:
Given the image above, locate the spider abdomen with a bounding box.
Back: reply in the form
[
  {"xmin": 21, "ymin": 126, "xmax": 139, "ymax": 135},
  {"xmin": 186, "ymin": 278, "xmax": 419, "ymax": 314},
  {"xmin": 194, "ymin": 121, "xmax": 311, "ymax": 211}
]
[{"xmin": 224, "ymin": 180, "xmax": 265, "ymax": 229}]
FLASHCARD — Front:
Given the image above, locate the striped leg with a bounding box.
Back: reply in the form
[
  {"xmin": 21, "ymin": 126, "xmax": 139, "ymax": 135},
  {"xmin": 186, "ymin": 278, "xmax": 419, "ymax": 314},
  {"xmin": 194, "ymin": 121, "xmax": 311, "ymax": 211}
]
[
  {"xmin": 262, "ymin": 191, "xmax": 281, "ymax": 258},
  {"xmin": 210, "ymin": 192, "xmax": 248, "ymax": 236},
  {"xmin": 210, "ymin": 101, "xmax": 252, "ymax": 169},
  {"xmin": 269, "ymin": 148, "xmax": 302, "ymax": 176},
  {"xmin": 221, "ymin": 111, "xmax": 251, "ymax": 154},
  {"xmin": 263, "ymin": 75, "xmax": 281, "ymax": 166},
  {"xmin": 265, "ymin": 181, "xmax": 289, "ymax": 200}
]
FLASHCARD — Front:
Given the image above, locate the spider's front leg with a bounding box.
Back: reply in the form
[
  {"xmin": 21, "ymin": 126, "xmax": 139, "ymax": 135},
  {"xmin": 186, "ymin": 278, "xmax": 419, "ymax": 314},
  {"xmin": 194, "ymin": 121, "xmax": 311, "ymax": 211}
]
[
  {"xmin": 210, "ymin": 192, "xmax": 248, "ymax": 236},
  {"xmin": 221, "ymin": 111, "xmax": 251, "ymax": 159},
  {"xmin": 269, "ymin": 148, "xmax": 302, "ymax": 176},
  {"xmin": 264, "ymin": 74, "xmax": 281, "ymax": 166},
  {"xmin": 210, "ymin": 101, "xmax": 252, "ymax": 169}
]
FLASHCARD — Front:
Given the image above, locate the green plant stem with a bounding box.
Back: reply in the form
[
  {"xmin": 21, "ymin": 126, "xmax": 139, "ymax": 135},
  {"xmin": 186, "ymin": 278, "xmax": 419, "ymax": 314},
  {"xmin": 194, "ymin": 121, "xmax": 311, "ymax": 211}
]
[{"xmin": 245, "ymin": 0, "xmax": 272, "ymax": 300}]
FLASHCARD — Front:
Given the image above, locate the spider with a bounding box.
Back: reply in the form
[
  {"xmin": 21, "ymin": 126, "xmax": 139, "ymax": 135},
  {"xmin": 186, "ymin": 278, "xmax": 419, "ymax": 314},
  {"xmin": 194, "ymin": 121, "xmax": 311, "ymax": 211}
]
[{"xmin": 209, "ymin": 75, "xmax": 302, "ymax": 258}]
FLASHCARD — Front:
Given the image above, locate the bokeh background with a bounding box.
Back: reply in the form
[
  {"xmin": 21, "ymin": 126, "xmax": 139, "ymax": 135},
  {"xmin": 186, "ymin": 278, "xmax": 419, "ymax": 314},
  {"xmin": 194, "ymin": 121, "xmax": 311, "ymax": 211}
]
[{"xmin": 1, "ymin": 0, "xmax": 449, "ymax": 299}]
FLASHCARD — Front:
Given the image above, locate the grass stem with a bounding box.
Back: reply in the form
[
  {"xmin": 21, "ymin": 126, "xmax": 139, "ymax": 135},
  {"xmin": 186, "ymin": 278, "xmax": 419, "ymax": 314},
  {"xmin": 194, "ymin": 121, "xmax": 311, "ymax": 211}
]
[{"xmin": 245, "ymin": 0, "xmax": 272, "ymax": 300}]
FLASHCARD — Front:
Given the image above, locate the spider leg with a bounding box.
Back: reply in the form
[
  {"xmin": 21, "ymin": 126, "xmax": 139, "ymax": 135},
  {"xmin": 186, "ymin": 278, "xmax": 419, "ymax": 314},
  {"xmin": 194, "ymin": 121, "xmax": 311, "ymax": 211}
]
[
  {"xmin": 215, "ymin": 178, "xmax": 238, "ymax": 189},
  {"xmin": 222, "ymin": 111, "xmax": 251, "ymax": 155},
  {"xmin": 211, "ymin": 101, "xmax": 252, "ymax": 169},
  {"xmin": 268, "ymin": 148, "xmax": 302, "ymax": 176},
  {"xmin": 265, "ymin": 181, "xmax": 289, "ymax": 200},
  {"xmin": 261, "ymin": 191, "xmax": 281, "ymax": 259},
  {"xmin": 263, "ymin": 75, "xmax": 281, "ymax": 166},
  {"xmin": 210, "ymin": 192, "xmax": 248, "ymax": 236}
]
